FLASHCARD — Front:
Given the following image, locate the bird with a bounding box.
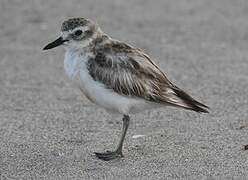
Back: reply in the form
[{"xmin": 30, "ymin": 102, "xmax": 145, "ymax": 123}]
[{"xmin": 43, "ymin": 17, "xmax": 209, "ymax": 161}]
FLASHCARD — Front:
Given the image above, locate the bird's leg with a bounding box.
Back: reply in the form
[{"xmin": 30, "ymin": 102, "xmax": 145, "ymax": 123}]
[
  {"xmin": 115, "ymin": 115, "xmax": 130, "ymax": 154},
  {"xmin": 95, "ymin": 115, "xmax": 130, "ymax": 161}
]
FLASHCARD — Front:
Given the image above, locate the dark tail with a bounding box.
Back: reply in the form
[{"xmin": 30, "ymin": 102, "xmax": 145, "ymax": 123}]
[{"xmin": 172, "ymin": 86, "xmax": 209, "ymax": 113}]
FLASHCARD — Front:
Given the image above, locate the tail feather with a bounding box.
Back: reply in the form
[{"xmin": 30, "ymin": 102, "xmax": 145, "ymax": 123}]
[{"xmin": 171, "ymin": 86, "xmax": 209, "ymax": 113}]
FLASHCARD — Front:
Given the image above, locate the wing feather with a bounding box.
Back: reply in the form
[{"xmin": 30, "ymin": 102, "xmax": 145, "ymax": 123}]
[{"xmin": 88, "ymin": 41, "xmax": 208, "ymax": 113}]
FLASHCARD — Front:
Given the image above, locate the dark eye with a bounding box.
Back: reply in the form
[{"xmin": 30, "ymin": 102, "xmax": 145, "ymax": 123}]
[{"xmin": 74, "ymin": 30, "xmax": 82, "ymax": 36}]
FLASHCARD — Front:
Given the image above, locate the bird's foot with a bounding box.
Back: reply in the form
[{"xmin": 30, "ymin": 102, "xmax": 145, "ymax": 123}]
[{"xmin": 94, "ymin": 150, "xmax": 124, "ymax": 161}]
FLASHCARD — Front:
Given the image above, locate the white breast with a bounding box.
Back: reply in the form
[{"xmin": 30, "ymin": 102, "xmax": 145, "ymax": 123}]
[{"xmin": 64, "ymin": 49, "xmax": 161, "ymax": 114}]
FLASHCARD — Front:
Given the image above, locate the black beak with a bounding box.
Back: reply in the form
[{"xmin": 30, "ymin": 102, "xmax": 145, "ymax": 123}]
[{"xmin": 43, "ymin": 37, "xmax": 68, "ymax": 50}]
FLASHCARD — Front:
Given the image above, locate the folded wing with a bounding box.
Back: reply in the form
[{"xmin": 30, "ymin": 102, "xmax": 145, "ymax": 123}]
[{"xmin": 87, "ymin": 41, "xmax": 208, "ymax": 113}]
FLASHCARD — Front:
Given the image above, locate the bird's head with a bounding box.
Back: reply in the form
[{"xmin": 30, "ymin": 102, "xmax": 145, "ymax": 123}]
[{"xmin": 43, "ymin": 18, "xmax": 100, "ymax": 51}]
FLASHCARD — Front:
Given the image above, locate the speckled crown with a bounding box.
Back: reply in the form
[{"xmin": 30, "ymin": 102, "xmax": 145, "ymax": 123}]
[{"xmin": 61, "ymin": 18, "xmax": 90, "ymax": 31}]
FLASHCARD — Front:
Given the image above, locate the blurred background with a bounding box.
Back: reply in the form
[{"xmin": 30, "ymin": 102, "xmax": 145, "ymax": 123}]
[{"xmin": 0, "ymin": 0, "xmax": 248, "ymax": 179}]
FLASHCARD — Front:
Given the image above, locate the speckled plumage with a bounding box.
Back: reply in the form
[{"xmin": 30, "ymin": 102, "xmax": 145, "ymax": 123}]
[
  {"xmin": 55, "ymin": 17, "xmax": 209, "ymax": 113},
  {"xmin": 61, "ymin": 18, "xmax": 89, "ymax": 31},
  {"xmin": 43, "ymin": 17, "xmax": 208, "ymax": 161},
  {"xmin": 87, "ymin": 38, "xmax": 208, "ymax": 112}
]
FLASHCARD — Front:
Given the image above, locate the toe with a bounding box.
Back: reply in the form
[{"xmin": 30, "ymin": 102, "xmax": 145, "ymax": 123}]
[{"xmin": 94, "ymin": 151, "xmax": 124, "ymax": 161}]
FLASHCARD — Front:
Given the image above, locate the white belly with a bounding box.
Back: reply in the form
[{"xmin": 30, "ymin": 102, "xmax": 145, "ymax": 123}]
[{"xmin": 64, "ymin": 49, "xmax": 161, "ymax": 114}]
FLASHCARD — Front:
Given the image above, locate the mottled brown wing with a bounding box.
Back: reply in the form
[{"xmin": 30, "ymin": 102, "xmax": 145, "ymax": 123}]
[{"xmin": 87, "ymin": 41, "xmax": 208, "ymax": 113}]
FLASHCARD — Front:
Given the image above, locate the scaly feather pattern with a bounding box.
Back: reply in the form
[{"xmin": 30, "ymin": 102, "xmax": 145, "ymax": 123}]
[{"xmin": 87, "ymin": 38, "xmax": 208, "ymax": 113}]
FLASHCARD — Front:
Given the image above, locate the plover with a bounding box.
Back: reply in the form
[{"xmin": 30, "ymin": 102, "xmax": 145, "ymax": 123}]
[{"xmin": 43, "ymin": 17, "xmax": 208, "ymax": 161}]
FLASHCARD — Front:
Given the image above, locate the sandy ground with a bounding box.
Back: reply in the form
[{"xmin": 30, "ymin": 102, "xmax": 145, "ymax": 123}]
[{"xmin": 0, "ymin": 0, "xmax": 248, "ymax": 179}]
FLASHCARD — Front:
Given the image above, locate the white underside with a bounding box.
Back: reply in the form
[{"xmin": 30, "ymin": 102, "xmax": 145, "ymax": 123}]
[{"xmin": 64, "ymin": 48, "xmax": 162, "ymax": 114}]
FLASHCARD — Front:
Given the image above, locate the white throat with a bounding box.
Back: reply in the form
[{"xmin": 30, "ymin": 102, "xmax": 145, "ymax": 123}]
[{"xmin": 64, "ymin": 48, "xmax": 93, "ymax": 80}]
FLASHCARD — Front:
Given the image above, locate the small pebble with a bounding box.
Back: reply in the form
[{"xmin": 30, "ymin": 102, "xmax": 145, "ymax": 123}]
[{"xmin": 132, "ymin": 135, "xmax": 145, "ymax": 139}]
